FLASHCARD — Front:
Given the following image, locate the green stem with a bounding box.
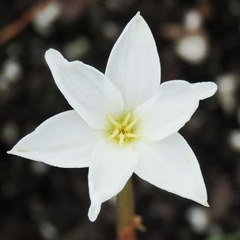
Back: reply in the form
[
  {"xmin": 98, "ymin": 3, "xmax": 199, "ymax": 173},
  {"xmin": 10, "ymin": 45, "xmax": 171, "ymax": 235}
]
[{"xmin": 116, "ymin": 177, "xmax": 136, "ymax": 240}]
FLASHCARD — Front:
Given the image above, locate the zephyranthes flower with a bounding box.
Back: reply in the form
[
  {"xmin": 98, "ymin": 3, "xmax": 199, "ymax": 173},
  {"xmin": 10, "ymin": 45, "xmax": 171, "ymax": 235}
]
[{"xmin": 8, "ymin": 12, "xmax": 217, "ymax": 222}]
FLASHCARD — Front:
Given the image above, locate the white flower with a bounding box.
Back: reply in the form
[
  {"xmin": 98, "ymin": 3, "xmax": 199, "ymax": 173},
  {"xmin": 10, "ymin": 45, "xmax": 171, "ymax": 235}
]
[{"xmin": 8, "ymin": 12, "xmax": 217, "ymax": 222}]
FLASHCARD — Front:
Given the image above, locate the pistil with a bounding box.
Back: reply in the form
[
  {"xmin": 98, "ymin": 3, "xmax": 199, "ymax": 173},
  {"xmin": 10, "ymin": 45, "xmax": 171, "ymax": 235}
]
[
  {"xmin": 108, "ymin": 115, "xmax": 122, "ymax": 128},
  {"xmin": 107, "ymin": 129, "xmax": 120, "ymax": 140},
  {"xmin": 119, "ymin": 133, "xmax": 125, "ymax": 147},
  {"xmin": 125, "ymin": 133, "xmax": 141, "ymax": 139},
  {"xmin": 107, "ymin": 112, "xmax": 141, "ymax": 147},
  {"xmin": 124, "ymin": 118, "xmax": 140, "ymax": 132},
  {"xmin": 122, "ymin": 112, "xmax": 132, "ymax": 126}
]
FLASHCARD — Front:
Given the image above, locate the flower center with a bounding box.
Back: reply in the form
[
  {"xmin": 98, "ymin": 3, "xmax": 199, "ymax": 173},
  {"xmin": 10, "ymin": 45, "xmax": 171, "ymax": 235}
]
[{"xmin": 107, "ymin": 112, "xmax": 141, "ymax": 147}]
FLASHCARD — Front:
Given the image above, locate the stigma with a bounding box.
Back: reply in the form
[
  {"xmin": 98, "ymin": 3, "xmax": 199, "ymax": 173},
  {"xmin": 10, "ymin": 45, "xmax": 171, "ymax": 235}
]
[{"xmin": 107, "ymin": 112, "xmax": 141, "ymax": 147}]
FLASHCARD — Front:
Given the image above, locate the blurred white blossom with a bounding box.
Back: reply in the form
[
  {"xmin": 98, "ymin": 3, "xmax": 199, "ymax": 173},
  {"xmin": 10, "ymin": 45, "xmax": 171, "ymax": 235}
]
[
  {"xmin": 186, "ymin": 206, "xmax": 209, "ymax": 233},
  {"xmin": 216, "ymin": 73, "xmax": 239, "ymax": 114},
  {"xmin": 33, "ymin": 1, "xmax": 62, "ymax": 36},
  {"xmin": 184, "ymin": 10, "xmax": 202, "ymax": 31},
  {"xmin": 176, "ymin": 35, "xmax": 209, "ymax": 64}
]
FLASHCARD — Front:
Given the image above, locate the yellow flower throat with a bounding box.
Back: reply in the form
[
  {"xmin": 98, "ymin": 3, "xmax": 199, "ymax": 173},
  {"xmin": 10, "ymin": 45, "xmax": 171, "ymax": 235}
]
[{"xmin": 107, "ymin": 112, "xmax": 141, "ymax": 147}]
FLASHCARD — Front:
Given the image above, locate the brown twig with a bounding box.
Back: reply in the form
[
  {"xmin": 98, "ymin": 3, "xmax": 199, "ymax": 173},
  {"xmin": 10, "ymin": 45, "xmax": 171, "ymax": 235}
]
[{"xmin": 0, "ymin": 0, "xmax": 53, "ymax": 47}]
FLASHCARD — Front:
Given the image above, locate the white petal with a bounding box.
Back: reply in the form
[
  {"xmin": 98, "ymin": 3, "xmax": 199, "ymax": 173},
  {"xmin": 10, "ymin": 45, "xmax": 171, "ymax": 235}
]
[
  {"xmin": 134, "ymin": 80, "xmax": 216, "ymax": 141},
  {"xmin": 134, "ymin": 133, "xmax": 208, "ymax": 206},
  {"xmin": 105, "ymin": 12, "xmax": 160, "ymax": 113},
  {"xmin": 45, "ymin": 49, "xmax": 124, "ymax": 130},
  {"xmin": 88, "ymin": 139, "xmax": 138, "ymax": 221},
  {"xmin": 192, "ymin": 81, "xmax": 217, "ymax": 100},
  {"xmin": 8, "ymin": 110, "xmax": 105, "ymax": 168}
]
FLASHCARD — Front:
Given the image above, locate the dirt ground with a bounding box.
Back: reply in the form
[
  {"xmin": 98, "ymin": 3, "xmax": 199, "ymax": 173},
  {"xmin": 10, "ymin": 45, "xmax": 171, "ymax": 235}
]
[{"xmin": 1, "ymin": 0, "xmax": 240, "ymax": 239}]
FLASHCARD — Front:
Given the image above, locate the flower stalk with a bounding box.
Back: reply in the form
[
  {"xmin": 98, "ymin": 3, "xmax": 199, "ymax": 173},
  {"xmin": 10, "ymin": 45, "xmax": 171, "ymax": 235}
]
[{"xmin": 117, "ymin": 177, "xmax": 136, "ymax": 240}]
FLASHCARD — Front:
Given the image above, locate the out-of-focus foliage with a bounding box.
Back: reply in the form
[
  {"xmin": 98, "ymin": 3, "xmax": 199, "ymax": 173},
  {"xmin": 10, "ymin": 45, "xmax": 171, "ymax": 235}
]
[{"xmin": 207, "ymin": 230, "xmax": 240, "ymax": 240}]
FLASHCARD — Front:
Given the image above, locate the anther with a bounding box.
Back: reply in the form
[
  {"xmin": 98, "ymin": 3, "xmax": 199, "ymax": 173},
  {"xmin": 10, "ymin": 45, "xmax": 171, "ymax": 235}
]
[
  {"xmin": 108, "ymin": 115, "xmax": 122, "ymax": 128},
  {"xmin": 119, "ymin": 133, "xmax": 124, "ymax": 147},
  {"xmin": 122, "ymin": 112, "xmax": 131, "ymax": 126},
  {"xmin": 125, "ymin": 117, "xmax": 140, "ymax": 131},
  {"xmin": 107, "ymin": 129, "xmax": 119, "ymax": 140}
]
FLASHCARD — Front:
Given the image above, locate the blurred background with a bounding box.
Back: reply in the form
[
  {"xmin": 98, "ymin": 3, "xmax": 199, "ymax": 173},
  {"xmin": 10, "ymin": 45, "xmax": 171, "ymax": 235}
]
[{"xmin": 1, "ymin": 0, "xmax": 240, "ymax": 239}]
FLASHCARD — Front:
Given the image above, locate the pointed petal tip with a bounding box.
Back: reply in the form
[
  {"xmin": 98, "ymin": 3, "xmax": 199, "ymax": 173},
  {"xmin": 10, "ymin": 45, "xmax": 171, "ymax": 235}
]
[
  {"xmin": 45, "ymin": 48, "xmax": 56, "ymax": 58},
  {"xmin": 198, "ymin": 198, "xmax": 209, "ymax": 207},
  {"xmin": 7, "ymin": 148, "xmax": 25, "ymax": 158},
  {"xmin": 88, "ymin": 202, "xmax": 101, "ymax": 222},
  {"xmin": 7, "ymin": 150, "xmax": 13, "ymax": 155},
  {"xmin": 204, "ymin": 201, "xmax": 210, "ymax": 207},
  {"xmin": 136, "ymin": 11, "xmax": 141, "ymax": 20},
  {"xmin": 7, "ymin": 147, "xmax": 19, "ymax": 155},
  {"xmin": 45, "ymin": 48, "xmax": 67, "ymax": 66},
  {"xmin": 88, "ymin": 211, "xmax": 96, "ymax": 222},
  {"xmin": 88, "ymin": 180, "xmax": 102, "ymax": 222},
  {"xmin": 207, "ymin": 81, "xmax": 218, "ymax": 95},
  {"xmin": 134, "ymin": 11, "xmax": 145, "ymax": 23},
  {"xmin": 192, "ymin": 81, "xmax": 218, "ymax": 100}
]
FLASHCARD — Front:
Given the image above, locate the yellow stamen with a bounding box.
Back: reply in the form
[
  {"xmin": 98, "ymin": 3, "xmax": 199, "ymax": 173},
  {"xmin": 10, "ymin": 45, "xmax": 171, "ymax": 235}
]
[
  {"xmin": 122, "ymin": 112, "xmax": 132, "ymax": 126},
  {"xmin": 119, "ymin": 133, "xmax": 124, "ymax": 147},
  {"xmin": 108, "ymin": 115, "xmax": 122, "ymax": 128},
  {"xmin": 107, "ymin": 129, "xmax": 119, "ymax": 140},
  {"xmin": 125, "ymin": 133, "xmax": 141, "ymax": 139},
  {"xmin": 125, "ymin": 117, "xmax": 140, "ymax": 131},
  {"xmin": 107, "ymin": 112, "xmax": 141, "ymax": 147}
]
